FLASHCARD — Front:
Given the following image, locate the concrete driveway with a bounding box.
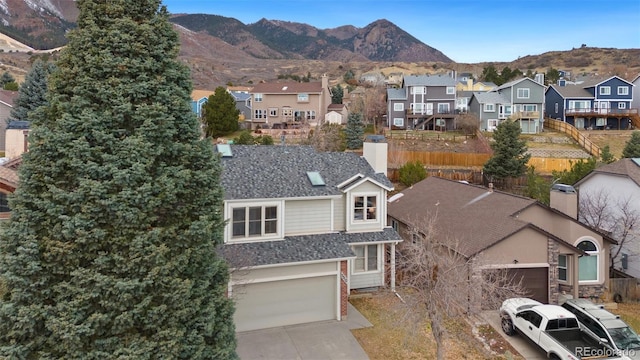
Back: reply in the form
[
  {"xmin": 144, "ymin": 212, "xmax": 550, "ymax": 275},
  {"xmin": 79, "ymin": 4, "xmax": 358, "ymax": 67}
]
[
  {"xmin": 481, "ymin": 310, "xmax": 547, "ymax": 360},
  {"xmin": 237, "ymin": 304, "xmax": 371, "ymax": 360}
]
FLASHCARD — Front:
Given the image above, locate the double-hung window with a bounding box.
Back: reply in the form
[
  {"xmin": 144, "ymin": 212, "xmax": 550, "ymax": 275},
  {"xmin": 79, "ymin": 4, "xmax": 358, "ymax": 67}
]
[
  {"xmin": 269, "ymin": 108, "xmax": 278, "ymax": 117},
  {"xmin": 484, "ymin": 103, "xmax": 495, "ymax": 112},
  {"xmin": 353, "ymin": 244, "xmax": 378, "ymax": 272},
  {"xmin": 394, "ymin": 103, "xmax": 404, "ymax": 112},
  {"xmin": 297, "ymin": 93, "xmax": 309, "ymax": 102},
  {"xmin": 231, "ymin": 205, "xmax": 278, "ymax": 239},
  {"xmin": 353, "ymin": 195, "xmax": 377, "ymax": 221},
  {"xmin": 254, "ymin": 93, "xmax": 263, "ymax": 102},
  {"xmin": 618, "ymin": 86, "xmax": 629, "ymax": 96},
  {"xmin": 254, "ymin": 109, "xmax": 266, "ymax": 119},
  {"xmin": 599, "ymin": 86, "xmax": 611, "ymax": 96},
  {"xmin": 558, "ymin": 255, "xmax": 567, "ymax": 281},
  {"xmin": 517, "ymin": 88, "xmax": 530, "ymax": 99}
]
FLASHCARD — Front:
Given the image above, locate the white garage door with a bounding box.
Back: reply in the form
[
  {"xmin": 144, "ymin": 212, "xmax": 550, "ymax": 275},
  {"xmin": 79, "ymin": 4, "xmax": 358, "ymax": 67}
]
[{"xmin": 234, "ymin": 275, "xmax": 337, "ymax": 332}]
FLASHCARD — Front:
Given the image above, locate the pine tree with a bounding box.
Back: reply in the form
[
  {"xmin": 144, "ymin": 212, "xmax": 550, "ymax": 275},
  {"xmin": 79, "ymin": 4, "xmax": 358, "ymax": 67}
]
[
  {"xmin": 622, "ymin": 131, "xmax": 640, "ymax": 158},
  {"xmin": 9, "ymin": 59, "xmax": 56, "ymax": 122},
  {"xmin": 0, "ymin": 1, "xmax": 237, "ymax": 358},
  {"xmin": 483, "ymin": 120, "xmax": 531, "ymax": 181},
  {"xmin": 201, "ymin": 86, "xmax": 240, "ymax": 139},
  {"xmin": 345, "ymin": 112, "xmax": 364, "ymax": 149},
  {"xmin": 331, "ymin": 85, "xmax": 343, "ymax": 104}
]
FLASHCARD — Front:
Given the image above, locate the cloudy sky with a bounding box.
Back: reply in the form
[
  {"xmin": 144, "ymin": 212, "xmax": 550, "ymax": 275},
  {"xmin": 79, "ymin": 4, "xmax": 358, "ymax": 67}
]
[{"xmin": 162, "ymin": 0, "xmax": 640, "ymax": 63}]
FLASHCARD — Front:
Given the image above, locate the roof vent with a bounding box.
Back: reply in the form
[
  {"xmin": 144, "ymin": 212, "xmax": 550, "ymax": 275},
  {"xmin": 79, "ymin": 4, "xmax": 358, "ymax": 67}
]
[
  {"xmin": 282, "ymin": 86, "xmax": 288, "ymax": 91},
  {"xmin": 551, "ymin": 184, "xmax": 576, "ymax": 193}
]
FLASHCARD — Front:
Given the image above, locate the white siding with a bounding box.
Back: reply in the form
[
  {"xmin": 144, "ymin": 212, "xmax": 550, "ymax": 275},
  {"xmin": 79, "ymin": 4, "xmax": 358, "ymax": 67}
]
[
  {"xmin": 285, "ymin": 199, "xmax": 332, "ymax": 235},
  {"xmin": 333, "ymin": 196, "xmax": 346, "ymax": 231},
  {"xmin": 231, "ymin": 262, "xmax": 337, "ymax": 283}
]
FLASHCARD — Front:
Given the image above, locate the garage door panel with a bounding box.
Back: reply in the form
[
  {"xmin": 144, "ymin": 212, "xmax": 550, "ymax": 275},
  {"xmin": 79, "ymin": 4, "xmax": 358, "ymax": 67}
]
[
  {"xmin": 234, "ymin": 275, "xmax": 336, "ymax": 332},
  {"xmin": 508, "ymin": 268, "xmax": 549, "ymax": 303}
]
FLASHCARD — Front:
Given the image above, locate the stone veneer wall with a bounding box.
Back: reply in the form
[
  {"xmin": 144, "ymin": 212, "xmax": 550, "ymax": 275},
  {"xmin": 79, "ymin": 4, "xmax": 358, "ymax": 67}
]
[{"xmin": 548, "ymin": 239, "xmax": 560, "ymax": 304}]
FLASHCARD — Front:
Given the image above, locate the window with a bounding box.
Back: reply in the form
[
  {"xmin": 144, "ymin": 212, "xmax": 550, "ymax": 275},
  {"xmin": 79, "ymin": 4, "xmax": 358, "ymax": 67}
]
[
  {"xmin": 282, "ymin": 108, "xmax": 293, "ymax": 117},
  {"xmin": 254, "ymin": 109, "xmax": 266, "ymax": 119},
  {"xmin": 577, "ymin": 240, "xmax": 598, "ymax": 281},
  {"xmin": 568, "ymin": 100, "xmax": 590, "ymax": 110},
  {"xmin": 394, "ymin": 103, "xmax": 404, "ymax": 111},
  {"xmin": 411, "ymin": 86, "xmax": 426, "ymax": 95},
  {"xmin": 618, "ymin": 102, "xmax": 626, "ymax": 109},
  {"xmin": 353, "ymin": 244, "xmax": 378, "ymax": 272},
  {"xmin": 521, "ymin": 104, "xmax": 537, "ymax": 112},
  {"xmin": 437, "ymin": 103, "xmax": 450, "ymax": 114},
  {"xmin": 269, "ymin": 108, "xmax": 278, "ymax": 117},
  {"xmin": 354, "ymin": 195, "xmax": 377, "ymax": 221},
  {"xmin": 599, "ymin": 86, "xmax": 611, "ymax": 95},
  {"xmin": 231, "ymin": 205, "xmax": 278, "ymax": 239},
  {"xmin": 254, "ymin": 93, "xmax": 263, "ymax": 102},
  {"xmin": 484, "ymin": 103, "xmax": 495, "ymax": 112},
  {"xmin": 411, "ymin": 103, "xmax": 425, "ymax": 111},
  {"xmin": 558, "ymin": 255, "xmax": 567, "ymax": 281},
  {"xmin": 393, "ymin": 118, "xmax": 404, "ymax": 127},
  {"xmin": 391, "ymin": 219, "xmax": 398, "ymax": 231},
  {"xmin": 618, "ymin": 86, "xmax": 629, "ymax": 95},
  {"xmin": 297, "ymin": 93, "xmax": 309, "ymax": 102},
  {"xmin": 554, "ymin": 103, "xmax": 559, "ymax": 113},
  {"xmin": 446, "ymin": 86, "xmax": 455, "ymax": 95},
  {"xmin": 306, "ymin": 110, "xmax": 316, "ymax": 120},
  {"xmin": 0, "ymin": 193, "xmax": 9, "ymax": 213},
  {"xmin": 517, "ymin": 88, "xmax": 530, "ymax": 99}
]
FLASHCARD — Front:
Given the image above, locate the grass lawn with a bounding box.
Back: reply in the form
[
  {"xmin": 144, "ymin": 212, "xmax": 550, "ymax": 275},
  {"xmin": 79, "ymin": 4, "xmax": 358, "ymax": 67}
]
[
  {"xmin": 614, "ymin": 303, "xmax": 640, "ymax": 333},
  {"xmin": 350, "ymin": 291, "xmax": 521, "ymax": 360}
]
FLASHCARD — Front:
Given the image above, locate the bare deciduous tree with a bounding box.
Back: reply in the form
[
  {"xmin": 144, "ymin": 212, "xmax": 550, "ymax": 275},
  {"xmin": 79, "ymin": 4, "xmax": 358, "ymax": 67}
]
[
  {"xmin": 579, "ymin": 189, "xmax": 640, "ymax": 272},
  {"xmin": 397, "ymin": 216, "xmax": 525, "ymax": 360}
]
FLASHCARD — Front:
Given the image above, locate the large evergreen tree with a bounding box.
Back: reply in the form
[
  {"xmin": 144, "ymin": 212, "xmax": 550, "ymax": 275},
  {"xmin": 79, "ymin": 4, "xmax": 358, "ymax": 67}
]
[
  {"xmin": 330, "ymin": 85, "xmax": 343, "ymax": 104},
  {"xmin": 9, "ymin": 59, "xmax": 56, "ymax": 122},
  {"xmin": 201, "ymin": 86, "xmax": 240, "ymax": 139},
  {"xmin": 0, "ymin": 1, "xmax": 237, "ymax": 358},
  {"xmin": 622, "ymin": 131, "xmax": 640, "ymax": 158},
  {"xmin": 344, "ymin": 112, "xmax": 364, "ymax": 149},
  {"xmin": 483, "ymin": 120, "xmax": 531, "ymax": 181}
]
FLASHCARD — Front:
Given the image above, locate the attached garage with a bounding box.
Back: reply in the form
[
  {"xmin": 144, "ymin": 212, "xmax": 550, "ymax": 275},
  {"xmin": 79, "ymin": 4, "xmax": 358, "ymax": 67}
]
[
  {"xmin": 507, "ymin": 267, "xmax": 549, "ymax": 303},
  {"xmin": 232, "ymin": 263, "xmax": 340, "ymax": 332}
]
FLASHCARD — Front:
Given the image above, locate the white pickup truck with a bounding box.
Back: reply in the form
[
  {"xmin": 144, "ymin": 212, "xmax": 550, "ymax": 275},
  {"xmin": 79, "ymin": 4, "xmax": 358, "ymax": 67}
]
[{"xmin": 500, "ymin": 298, "xmax": 629, "ymax": 360}]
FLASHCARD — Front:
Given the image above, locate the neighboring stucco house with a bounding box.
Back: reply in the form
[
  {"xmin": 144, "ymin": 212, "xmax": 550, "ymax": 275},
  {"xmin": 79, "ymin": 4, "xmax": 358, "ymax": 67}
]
[
  {"xmin": 385, "ymin": 74, "xmax": 457, "ymax": 130},
  {"xmin": 248, "ymin": 74, "xmax": 332, "ymax": 129},
  {"xmin": 469, "ymin": 77, "xmax": 545, "ymax": 133},
  {"xmin": 545, "ymin": 75, "xmax": 638, "ymax": 130},
  {"xmin": 218, "ymin": 141, "xmax": 402, "ymax": 332},
  {"xmin": 5, "ymin": 120, "xmax": 29, "ymax": 159},
  {"xmin": 455, "ymin": 78, "xmax": 496, "ymax": 92},
  {"xmin": 0, "ymin": 89, "xmax": 19, "ymax": 152},
  {"xmin": 388, "ymin": 177, "xmax": 615, "ymax": 305},
  {"xmin": 574, "ymin": 158, "xmax": 640, "ymax": 278}
]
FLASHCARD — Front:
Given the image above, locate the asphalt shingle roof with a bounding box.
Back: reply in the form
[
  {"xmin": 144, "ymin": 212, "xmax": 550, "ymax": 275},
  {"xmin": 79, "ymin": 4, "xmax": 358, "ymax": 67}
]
[
  {"xmin": 548, "ymin": 84, "xmax": 593, "ymax": 99},
  {"xmin": 220, "ymin": 145, "xmax": 392, "ymax": 200},
  {"xmin": 577, "ymin": 158, "xmax": 640, "ymax": 188},
  {"xmin": 472, "ymin": 91, "xmax": 509, "ymax": 104},
  {"xmin": 386, "ymin": 88, "xmax": 407, "ymax": 100},
  {"xmin": 220, "ymin": 227, "xmax": 401, "ymax": 267},
  {"xmin": 388, "ymin": 177, "xmax": 537, "ymax": 257},
  {"xmin": 250, "ymin": 81, "xmax": 323, "ymax": 94},
  {"xmin": 403, "ymin": 74, "xmax": 457, "ymax": 87}
]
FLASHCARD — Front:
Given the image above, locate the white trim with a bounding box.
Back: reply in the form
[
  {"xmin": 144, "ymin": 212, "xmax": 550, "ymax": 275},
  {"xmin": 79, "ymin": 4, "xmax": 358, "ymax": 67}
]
[
  {"xmin": 337, "ymin": 174, "xmax": 364, "ymax": 189},
  {"xmin": 341, "ymin": 176, "xmax": 393, "ymax": 192},
  {"xmin": 230, "ymin": 270, "xmax": 339, "ymax": 286},
  {"xmin": 225, "ymin": 200, "xmax": 284, "ymax": 243},
  {"xmin": 574, "ymin": 237, "xmax": 601, "ymax": 284},
  {"xmin": 229, "ymin": 257, "xmax": 354, "ymax": 271}
]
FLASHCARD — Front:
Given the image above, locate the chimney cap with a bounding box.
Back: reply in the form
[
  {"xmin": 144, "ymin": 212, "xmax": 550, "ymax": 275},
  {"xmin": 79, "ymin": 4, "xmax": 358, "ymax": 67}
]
[{"xmin": 551, "ymin": 183, "xmax": 576, "ymax": 193}]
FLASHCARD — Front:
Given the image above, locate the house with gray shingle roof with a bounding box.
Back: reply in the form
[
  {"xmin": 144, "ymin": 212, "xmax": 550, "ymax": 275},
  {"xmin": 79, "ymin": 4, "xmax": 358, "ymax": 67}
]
[
  {"xmin": 218, "ymin": 142, "xmax": 402, "ymax": 332},
  {"xmin": 545, "ymin": 76, "xmax": 638, "ymax": 130},
  {"xmin": 388, "ymin": 176, "xmax": 615, "ymax": 305},
  {"xmin": 385, "ymin": 74, "xmax": 457, "ymax": 130},
  {"xmin": 574, "ymin": 158, "xmax": 640, "ymax": 278},
  {"xmin": 247, "ymin": 74, "xmax": 332, "ymax": 130},
  {"xmin": 468, "ymin": 77, "xmax": 545, "ymax": 133}
]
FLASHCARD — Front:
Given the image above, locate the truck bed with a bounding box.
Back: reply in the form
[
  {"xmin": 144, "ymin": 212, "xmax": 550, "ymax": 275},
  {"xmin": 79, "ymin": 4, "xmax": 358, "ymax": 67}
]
[{"xmin": 547, "ymin": 328, "xmax": 612, "ymax": 357}]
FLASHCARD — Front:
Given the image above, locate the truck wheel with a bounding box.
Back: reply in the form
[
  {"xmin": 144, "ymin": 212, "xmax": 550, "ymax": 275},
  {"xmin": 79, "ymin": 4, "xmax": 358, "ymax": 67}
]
[
  {"xmin": 549, "ymin": 354, "xmax": 561, "ymax": 360},
  {"xmin": 501, "ymin": 317, "xmax": 515, "ymax": 336}
]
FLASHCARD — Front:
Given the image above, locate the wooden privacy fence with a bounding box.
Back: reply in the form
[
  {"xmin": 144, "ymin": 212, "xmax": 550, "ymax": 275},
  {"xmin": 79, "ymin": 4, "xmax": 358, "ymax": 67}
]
[
  {"xmin": 388, "ymin": 150, "xmax": 583, "ymax": 174},
  {"xmin": 545, "ymin": 119, "xmax": 601, "ymax": 157},
  {"xmin": 609, "ymin": 278, "xmax": 640, "ymax": 302}
]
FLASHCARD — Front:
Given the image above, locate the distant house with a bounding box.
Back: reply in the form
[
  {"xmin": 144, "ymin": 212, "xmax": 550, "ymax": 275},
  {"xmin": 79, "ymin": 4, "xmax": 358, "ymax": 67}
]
[
  {"xmin": 190, "ymin": 89, "xmax": 215, "ymax": 118},
  {"xmin": 5, "ymin": 120, "xmax": 29, "ymax": 159},
  {"xmin": 0, "ymin": 89, "xmax": 18, "ymax": 152},
  {"xmin": 248, "ymin": 74, "xmax": 332, "ymax": 129},
  {"xmin": 385, "ymin": 74, "xmax": 457, "ymax": 130},
  {"xmin": 574, "ymin": 158, "xmax": 640, "ymax": 278},
  {"xmin": 545, "ymin": 76, "xmax": 638, "ymax": 130},
  {"xmin": 455, "ymin": 78, "xmax": 496, "ymax": 92},
  {"xmin": 0, "ymin": 157, "xmax": 18, "ymax": 220},
  {"xmin": 229, "ymin": 91, "xmax": 251, "ymax": 122},
  {"xmin": 631, "ymin": 73, "xmax": 640, "ymax": 115},
  {"xmin": 218, "ymin": 141, "xmax": 402, "ymax": 332},
  {"xmin": 359, "ymin": 72, "xmax": 385, "ymax": 86},
  {"xmin": 384, "ymin": 72, "xmax": 404, "ymax": 88},
  {"xmin": 388, "ymin": 176, "xmax": 615, "ymax": 304},
  {"xmin": 469, "ymin": 77, "xmax": 545, "ymax": 133}
]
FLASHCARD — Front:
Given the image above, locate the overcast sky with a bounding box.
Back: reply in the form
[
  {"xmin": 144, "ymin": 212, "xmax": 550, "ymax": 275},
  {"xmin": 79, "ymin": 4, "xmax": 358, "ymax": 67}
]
[{"xmin": 161, "ymin": 0, "xmax": 640, "ymax": 63}]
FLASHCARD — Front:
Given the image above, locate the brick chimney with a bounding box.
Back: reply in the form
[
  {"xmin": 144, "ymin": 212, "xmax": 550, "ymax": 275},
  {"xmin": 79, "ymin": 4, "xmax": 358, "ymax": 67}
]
[{"xmin": 550, "ymin": 184, "xmax": 578, "ymax": 219}]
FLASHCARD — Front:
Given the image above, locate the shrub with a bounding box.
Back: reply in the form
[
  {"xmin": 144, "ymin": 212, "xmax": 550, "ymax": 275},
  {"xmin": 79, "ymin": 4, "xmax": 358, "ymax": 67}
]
[{"xmin": 399, "ymin": 161, "xmax": 427, "ymax": 187}]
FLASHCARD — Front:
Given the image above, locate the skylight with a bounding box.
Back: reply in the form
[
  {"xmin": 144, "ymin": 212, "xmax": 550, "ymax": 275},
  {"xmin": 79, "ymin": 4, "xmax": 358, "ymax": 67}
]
[
  {"xmin": 633, "ymin": 158, "xmax": 640, "ymax": 167},
  {"xmin": 307, "ymin": 171, "xmax": 325, "ymax": 186},
  {"xmin": 216, "ymin": 144, "xmax": 233, "ymax": 157}
]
